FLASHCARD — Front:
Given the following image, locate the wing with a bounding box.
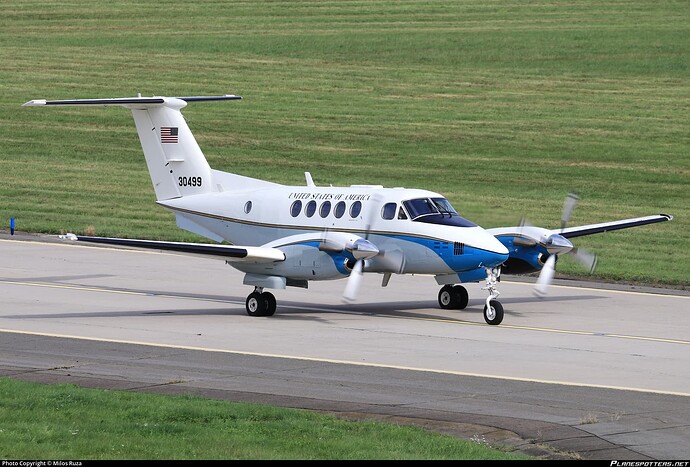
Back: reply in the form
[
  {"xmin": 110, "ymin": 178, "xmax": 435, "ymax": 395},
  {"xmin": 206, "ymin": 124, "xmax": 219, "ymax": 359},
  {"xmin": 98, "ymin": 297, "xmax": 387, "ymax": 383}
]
[
  {"xmin": 559, "ymin": 214, "xmax": 673, "ymax": 238},
  {"xmin": 488, "ymin": 212, "xmax": 673, "ymax": 289},
  {"xmin": 71, "ymin": 236, "xmax": 285, "ymax": 263}
]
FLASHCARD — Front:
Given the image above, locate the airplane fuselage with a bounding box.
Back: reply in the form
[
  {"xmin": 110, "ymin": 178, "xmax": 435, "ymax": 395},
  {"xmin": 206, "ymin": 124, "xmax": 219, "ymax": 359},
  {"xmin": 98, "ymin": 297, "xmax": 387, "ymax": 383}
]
[{"xmin": 159, "ymin": 183, "xmax": 509, "ymax": 282}]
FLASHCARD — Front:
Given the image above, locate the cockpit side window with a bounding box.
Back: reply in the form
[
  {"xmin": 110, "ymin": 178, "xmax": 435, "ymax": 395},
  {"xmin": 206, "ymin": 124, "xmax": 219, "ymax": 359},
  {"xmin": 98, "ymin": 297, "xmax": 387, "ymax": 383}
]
[{"xmin": 397, "ymin": 207, "xmax": 408, "ymax": 220}]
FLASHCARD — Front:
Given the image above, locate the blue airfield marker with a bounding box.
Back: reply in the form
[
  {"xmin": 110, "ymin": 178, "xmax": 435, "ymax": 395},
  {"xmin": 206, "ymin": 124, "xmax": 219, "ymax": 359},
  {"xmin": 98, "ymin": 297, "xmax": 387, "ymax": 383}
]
[{"xmin": 10, "ymin": 217, "xmax": 15, "ymax": 235}]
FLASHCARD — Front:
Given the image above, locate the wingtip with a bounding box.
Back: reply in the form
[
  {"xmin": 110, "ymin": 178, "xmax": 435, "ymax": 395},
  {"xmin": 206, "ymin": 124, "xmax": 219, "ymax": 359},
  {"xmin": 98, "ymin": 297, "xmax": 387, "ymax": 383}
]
[{"xmin": 22, "ymin": 99, "xmax": 47, "ymax": 107}]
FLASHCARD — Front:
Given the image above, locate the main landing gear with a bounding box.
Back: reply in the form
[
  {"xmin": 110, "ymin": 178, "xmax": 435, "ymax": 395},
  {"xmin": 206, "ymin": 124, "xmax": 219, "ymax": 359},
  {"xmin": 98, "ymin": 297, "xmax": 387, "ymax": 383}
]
[
  {"xmin": 245, "ymin": 287, "xmax": 277, "ymax": 317},
  {"xmin": 438, "ymin": 284, "xmax": 469, "ymax": 310},
  {"xmin": 437, "ymin": 267, "xmax": 504, "ymax": 326}
]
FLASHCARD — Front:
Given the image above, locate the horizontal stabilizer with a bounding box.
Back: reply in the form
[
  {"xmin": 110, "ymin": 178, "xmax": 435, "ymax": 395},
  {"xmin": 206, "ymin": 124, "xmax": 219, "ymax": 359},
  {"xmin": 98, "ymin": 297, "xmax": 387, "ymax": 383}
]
[
  {"xmin": 23, "ymin": 95, "xmax": 241, "ymax": 108},
  {"xmin": 73, "ymin": 236, "xmax": 285, "ymax": 263}
]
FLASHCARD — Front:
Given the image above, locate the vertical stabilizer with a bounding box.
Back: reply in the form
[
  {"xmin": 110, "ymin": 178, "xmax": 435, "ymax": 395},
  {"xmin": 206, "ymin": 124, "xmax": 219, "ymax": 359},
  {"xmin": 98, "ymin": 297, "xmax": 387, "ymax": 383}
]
[
  {"xmin": 23, "ymin": 95, "xmax": 242, "ymax": 201},
  {"xmin": 130, "ymin": 99, "xmax": 210, "ymax": 200}
]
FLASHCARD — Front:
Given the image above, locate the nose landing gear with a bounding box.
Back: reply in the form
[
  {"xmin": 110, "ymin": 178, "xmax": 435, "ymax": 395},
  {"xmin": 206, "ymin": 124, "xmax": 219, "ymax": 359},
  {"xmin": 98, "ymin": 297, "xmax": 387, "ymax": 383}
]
[
  {"xmin": 481, "ymin": 267, "xmax": 503, "ymax": 325},
  {"xmin": 437, "ymin": 267, "xmax": 504, "ymax": 325}
]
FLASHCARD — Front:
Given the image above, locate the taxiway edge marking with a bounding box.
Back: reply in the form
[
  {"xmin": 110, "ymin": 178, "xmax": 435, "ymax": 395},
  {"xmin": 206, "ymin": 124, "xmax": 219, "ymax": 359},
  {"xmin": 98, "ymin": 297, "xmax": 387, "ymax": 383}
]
[{"xmin": 1, "ymin": 327, "xmax": 688, "ymax": 398}]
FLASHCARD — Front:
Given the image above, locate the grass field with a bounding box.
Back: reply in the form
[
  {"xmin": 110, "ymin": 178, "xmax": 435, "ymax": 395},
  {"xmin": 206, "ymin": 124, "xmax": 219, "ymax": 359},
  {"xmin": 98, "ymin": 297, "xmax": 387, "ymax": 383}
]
[
  {"xmin": 1, "ymin": 0, "xmax": 688, "ymax": 285},
  {"xmin": 0, "ymin": 378, "xmax": 528, "ymax": 460}
]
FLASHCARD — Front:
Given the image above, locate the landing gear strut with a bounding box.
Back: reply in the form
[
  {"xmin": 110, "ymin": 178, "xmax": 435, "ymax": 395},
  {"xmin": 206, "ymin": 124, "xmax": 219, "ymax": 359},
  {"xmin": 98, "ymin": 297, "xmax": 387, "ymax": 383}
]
[
  {"xmin": 245, "ymin": 287, "xmax": 277, "ymax": 317},
  {"xmin": 437, "ymin": 268, "xmax": 504, "ymax": 325},
  {"xmin": 481, "ymin": 267, "xmax": 503, "ymax": 325}
]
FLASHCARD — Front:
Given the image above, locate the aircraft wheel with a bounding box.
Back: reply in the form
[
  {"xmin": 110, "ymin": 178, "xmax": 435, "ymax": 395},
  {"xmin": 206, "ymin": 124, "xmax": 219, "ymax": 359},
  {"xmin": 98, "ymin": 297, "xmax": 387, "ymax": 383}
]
[
  {"xmin": 483, "ymin": 300, "xmax": 504, "ymax": 326},
  {"xmin": 262, "ymin": 292, "xmax": 277, "ymax": 317},
  {"xmin": 438, "ymin": 285, "xmax": 468, "ymax": 310},
  {"xmin": 452, "ymin": 285, "xmax": 469, "ymax": 309},
  {"xmin": 246, "ymin": 292, "xmax": 267, "ymax": 317},
  {"xmin": 438, "ymin": 285, "xmax": 458, "ymax": 309}
]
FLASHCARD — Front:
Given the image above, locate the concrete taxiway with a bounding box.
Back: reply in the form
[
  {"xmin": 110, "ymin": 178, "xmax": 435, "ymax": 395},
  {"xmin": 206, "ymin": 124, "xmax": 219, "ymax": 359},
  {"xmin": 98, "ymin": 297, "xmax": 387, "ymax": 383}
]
[{"xmin": 1, "ymin": 233, "xmax": 689, "ymax": 459}]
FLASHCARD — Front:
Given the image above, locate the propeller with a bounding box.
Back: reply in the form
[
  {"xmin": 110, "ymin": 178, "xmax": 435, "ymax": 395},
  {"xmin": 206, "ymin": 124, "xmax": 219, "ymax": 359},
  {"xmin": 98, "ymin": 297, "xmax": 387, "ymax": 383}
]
[
  {"xmin": 561, "ymin": 193, "xmax": 579, "ymax": 230},
  {"xmin": 534, "ymin": 255, "xmax": 556, "ymax": 297},
  {"xmin": 341, "ymin": 195, "xmax": 383, "ymax": 303},
  {"xmin": 342, "ymin": 256, "xmax": 364, "ymax": 303},
  {"xmin": 533, "ymin": 193, "xmax": 598, "ymax": 297}
]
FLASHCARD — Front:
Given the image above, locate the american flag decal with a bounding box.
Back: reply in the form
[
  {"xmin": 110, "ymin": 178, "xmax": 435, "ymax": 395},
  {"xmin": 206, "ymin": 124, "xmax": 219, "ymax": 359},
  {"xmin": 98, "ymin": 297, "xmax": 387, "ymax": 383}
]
[{"xmin": 160, "ymin": 127, "xmax": 179, "ymax": 143}]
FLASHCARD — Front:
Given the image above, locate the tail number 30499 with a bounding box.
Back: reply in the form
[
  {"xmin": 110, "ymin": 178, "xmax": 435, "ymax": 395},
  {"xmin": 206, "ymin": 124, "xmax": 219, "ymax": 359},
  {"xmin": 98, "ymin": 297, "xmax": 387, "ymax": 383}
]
[{"xmin": 178, "ymin": 176, "xmax": 202, "ymax": 187}]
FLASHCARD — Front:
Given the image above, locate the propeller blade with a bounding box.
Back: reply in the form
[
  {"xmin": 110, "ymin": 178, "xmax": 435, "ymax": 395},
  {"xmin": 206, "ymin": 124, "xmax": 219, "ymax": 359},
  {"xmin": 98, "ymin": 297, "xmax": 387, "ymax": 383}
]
[
  {"xmin": 342, "ymin": 260, "xmax": 364, "ymax": 303},
  {"xmin": 342, "ymin": 195, "xmax": 384, "ymax": 303},
  {"xmin": 570, "ymin": 247, "xmax": 598, "ymax": 273},
  {"xmin": 518, "ymin": 217, "xmax": 533, "ymax": 231},
  {"xmin": 318, "ymin": 229, "xmax": 341, "ymax": 252},
  {"xmin": 534, "ymin": 255, "xmax": 557, "ymax": 298},
  {"xmin": 561, "ymin": 193, "xmax": 579, "ymax": 230},
  {"xmin": 375, "ymin": 248, "xmax": 406, "ymax": 273}
]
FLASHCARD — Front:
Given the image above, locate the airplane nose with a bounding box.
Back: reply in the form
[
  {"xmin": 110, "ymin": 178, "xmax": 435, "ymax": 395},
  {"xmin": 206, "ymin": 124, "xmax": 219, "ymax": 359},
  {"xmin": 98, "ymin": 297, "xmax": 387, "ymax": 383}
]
[
  {"xmin": 483, "ymin": 235, "xmax": 509, "ymax": 267},
  {"xmin": 484, "ymin": 248, "xmax": 509, "ymax": 268}
]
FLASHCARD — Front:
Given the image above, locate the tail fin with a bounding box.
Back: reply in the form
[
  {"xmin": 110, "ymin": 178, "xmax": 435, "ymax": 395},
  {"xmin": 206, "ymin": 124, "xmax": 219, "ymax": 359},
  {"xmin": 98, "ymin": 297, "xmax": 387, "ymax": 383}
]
[{"xmin": 23, "ymin": 95, "xmax": 241, "ymax": 201}]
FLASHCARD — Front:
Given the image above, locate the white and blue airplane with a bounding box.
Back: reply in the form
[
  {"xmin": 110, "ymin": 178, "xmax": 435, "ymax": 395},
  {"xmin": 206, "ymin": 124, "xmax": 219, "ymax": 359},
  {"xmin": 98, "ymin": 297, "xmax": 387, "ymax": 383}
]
[{"xmin": 23, "ymin": 95, "xmax": 673, "ymax": 325}]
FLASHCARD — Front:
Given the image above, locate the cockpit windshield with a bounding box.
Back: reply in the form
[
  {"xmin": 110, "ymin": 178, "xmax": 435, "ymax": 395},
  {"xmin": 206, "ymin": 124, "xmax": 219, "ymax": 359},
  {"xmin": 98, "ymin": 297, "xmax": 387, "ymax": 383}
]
[
  {"xmin": 403, "ymin": 198, "xmax": 439, "ymax": 219},
  {"xmin": 402, "ymin": 197, "xmax": 477, "ymax": 227}
]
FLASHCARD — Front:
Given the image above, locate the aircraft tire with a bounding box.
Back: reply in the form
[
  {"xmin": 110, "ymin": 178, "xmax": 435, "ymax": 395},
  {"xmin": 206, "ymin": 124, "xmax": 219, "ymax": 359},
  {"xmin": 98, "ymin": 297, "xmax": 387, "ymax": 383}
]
[
  {"xmin": 262, "ymin": 292, "xmax": 277, "ymax": 317},
  {"xmin": 438, "ymin": 285, "xmax": 459, "ymax": 309},
  {"xmin": 246, "ymin": 292, "xmax": 267, "ymax": 317},
  {"xmin": 483, "ymin": 300, "xmax": 504, "ymax": 325},
  {"xmin": 452, "ymin": 285, "xmax": 469, "ymax": 309}
]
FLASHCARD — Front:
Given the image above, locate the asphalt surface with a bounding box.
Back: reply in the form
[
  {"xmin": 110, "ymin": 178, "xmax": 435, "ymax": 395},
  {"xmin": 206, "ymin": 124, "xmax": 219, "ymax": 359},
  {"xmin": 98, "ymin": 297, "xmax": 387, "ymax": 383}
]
[{"xmin": 1, "ymin": 232, "xmax": 689, "ymax": 460}]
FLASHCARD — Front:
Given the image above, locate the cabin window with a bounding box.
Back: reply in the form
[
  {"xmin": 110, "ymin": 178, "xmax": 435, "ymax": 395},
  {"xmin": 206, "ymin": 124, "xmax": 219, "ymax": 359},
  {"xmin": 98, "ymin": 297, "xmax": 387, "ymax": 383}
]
[
  {"xmin": 319, "ymin": 201, "xmax": 331, "ymax": 218},
  {"xmin": 349, "ymin": 201, "xmax": 362, "ymax": 218},
  {"xmin": 334, "ymin": 201, "xmax": 346, "ymax": 218},
  {"xmin": 305, "ymin": 200, "xmax": 317, "ymax": 218},
  {"xmin": 244, "ymin": 201, "xmax": 252, "ymax": 214},
  {"xmin": 381, "ymin": 203, "xmax": 396, "ymax": 220},
  {"xmin": 290, "ymin": 200, "xmax": 302, "ymax": 217}
]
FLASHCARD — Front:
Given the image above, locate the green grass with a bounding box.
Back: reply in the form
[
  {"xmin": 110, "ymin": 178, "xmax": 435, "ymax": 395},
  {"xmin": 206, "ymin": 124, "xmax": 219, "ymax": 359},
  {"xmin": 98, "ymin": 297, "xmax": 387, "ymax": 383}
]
[
  {"xmin": 0, "ymin": 378, "xmax": 528, "ymax": 460},
  {"xmin": 0, "ymin": 0, "xmax": 687, "ymax": 286}
]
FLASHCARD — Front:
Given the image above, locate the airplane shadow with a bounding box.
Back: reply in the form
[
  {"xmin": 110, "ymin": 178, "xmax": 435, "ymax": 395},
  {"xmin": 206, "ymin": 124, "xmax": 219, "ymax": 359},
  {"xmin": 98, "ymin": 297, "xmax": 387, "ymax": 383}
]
[
  {"xmin": 7, "ymin": 274, "xmax": 115, "ymax": 283},
  {"xmin": 274, "ymin": 294, "xmax": 605, "ymax": 322},
  {"xmin": 2, "ymin": 276, "xmax": 606, "ymax": 324},
  {"xmin": 3, "ymin": 308, "xmax": 236, "ymax": 320}
]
